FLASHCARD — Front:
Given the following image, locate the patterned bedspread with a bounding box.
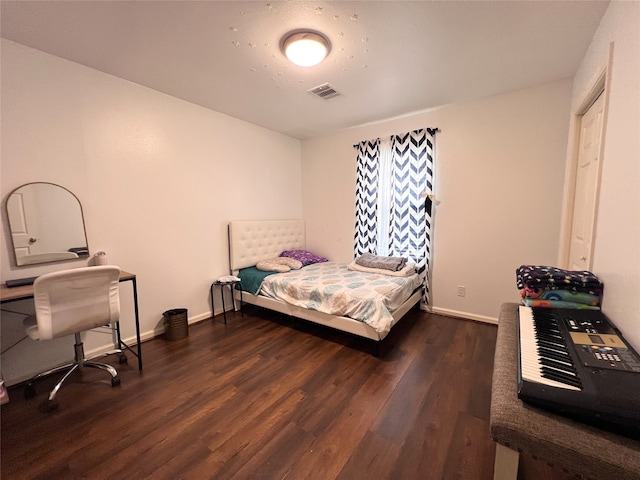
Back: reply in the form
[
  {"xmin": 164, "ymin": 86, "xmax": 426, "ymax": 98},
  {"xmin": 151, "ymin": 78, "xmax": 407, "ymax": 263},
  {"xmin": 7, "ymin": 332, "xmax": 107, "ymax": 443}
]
[{"xmin": 259, "ymin": 262, "xmax": 421, "ymax": 336}]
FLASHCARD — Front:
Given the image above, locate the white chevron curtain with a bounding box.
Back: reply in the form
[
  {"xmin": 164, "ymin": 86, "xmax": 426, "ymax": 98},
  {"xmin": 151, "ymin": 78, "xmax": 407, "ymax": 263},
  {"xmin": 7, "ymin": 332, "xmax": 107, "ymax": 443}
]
[
  {"xmin": 354, "ymin": 138, "xmax": 380, "ymax": 256},
  {"xmin": 354, "ymin": 128, "xmax": 437, "ymax": 305}
]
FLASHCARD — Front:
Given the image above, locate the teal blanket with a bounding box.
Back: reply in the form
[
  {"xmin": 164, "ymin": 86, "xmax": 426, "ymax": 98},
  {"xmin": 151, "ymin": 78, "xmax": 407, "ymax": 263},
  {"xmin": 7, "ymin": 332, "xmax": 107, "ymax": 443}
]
[{"xmin": 237, "ymin": 267, "xmax": 276, "ymax": 295}]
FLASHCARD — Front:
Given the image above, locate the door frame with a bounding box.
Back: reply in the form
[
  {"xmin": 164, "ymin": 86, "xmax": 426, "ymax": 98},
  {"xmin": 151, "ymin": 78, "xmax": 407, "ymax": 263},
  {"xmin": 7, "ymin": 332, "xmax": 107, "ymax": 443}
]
[{"xmin": 558, "ymin": 43, "xmax": 613, "ymax": 270}]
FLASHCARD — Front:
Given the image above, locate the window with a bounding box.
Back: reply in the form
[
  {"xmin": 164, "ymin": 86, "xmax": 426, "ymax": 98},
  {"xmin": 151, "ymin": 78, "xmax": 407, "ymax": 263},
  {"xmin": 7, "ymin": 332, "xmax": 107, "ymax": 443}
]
[{"xmin": 354, "ymin": 128, "xmax": 437, "ymax": 304}]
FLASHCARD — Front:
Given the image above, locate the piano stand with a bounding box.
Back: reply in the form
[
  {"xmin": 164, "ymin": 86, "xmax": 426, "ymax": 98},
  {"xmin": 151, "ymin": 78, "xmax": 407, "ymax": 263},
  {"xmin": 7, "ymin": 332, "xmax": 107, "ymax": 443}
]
[{"xmin": 490, "ymin": 303, "xmax": 640, "ymax": 480}]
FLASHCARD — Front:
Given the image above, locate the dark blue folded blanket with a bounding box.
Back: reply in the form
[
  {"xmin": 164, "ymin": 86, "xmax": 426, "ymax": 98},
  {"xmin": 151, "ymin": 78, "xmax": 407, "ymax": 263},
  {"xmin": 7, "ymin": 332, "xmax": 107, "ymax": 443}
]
[{"xmin": 516, "ymin": 265, "xmax": 603, "ymax": 295}]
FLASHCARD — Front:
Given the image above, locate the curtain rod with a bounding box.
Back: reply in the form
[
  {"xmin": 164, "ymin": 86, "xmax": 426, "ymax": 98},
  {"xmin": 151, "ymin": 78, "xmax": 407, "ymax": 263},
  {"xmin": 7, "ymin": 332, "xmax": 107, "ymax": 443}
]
[{"xmin": 353, "ymin": 127, "xmax": 440, "ymax": 148}]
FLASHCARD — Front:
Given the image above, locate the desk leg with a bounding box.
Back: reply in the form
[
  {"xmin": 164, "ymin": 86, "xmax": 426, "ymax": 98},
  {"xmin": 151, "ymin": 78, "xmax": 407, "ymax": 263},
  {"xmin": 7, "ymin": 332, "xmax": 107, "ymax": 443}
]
[
  {"xmin": 131, "ymin": 277, "xmax": 142, "ymax": 371},
  {"xmin": 493, "ymin": 443, "xmax": 519, "ymax": 480}
]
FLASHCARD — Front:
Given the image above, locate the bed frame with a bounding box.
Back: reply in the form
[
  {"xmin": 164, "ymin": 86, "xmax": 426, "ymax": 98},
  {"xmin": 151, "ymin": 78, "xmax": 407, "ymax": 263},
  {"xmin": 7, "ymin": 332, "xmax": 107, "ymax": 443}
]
[{"xmin": 228, "ymin": 219, "xmax": 421, "ymax": 342}]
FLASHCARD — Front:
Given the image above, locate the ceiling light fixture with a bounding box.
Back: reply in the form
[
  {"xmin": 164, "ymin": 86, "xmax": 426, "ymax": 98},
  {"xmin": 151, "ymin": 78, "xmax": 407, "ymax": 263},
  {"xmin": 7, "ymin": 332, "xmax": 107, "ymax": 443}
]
[{"xmin": 281, "ymin": 31, "xmax": 330, "ymax": 67}]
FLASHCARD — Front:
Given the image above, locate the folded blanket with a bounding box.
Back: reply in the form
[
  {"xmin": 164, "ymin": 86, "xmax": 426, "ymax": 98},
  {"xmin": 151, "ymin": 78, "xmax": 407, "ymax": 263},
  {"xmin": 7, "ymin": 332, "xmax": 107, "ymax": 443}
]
[
  {"xmin": 520, "ymin": 287, "xmax": 601, "ymax": 306},
  {"xmin": 348, "ymin": 261, "xmax": 416, "ymax": 277},
  {"xmin": 237, "ymin": 267, "xmax": 277, "ymax": 295},
  {"xmin": 355, "ymin": 253, "xmax": 406, "ymax": 272},
  {"xmin": 522, "ymin": 298, "xmax": 601, "ymax": 310},
  {"xmin": 516, "ymin": 265, "xmax": 603, "ymax": 295}
]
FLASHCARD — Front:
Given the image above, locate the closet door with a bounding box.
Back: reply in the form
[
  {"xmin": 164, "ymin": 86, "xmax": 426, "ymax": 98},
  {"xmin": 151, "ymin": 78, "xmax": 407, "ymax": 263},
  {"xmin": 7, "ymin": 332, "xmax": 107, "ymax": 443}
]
[{"xmin": 568, "ymin": 91, "xmax": 605, "ymax": 271}]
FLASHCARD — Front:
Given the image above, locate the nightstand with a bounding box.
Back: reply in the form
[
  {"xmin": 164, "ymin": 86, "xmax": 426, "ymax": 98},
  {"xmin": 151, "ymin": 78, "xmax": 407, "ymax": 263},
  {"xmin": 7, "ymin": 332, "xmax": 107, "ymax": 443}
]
[{"xmin": 210, "ymin": 279, "xmax": 243, "ymax": 324}]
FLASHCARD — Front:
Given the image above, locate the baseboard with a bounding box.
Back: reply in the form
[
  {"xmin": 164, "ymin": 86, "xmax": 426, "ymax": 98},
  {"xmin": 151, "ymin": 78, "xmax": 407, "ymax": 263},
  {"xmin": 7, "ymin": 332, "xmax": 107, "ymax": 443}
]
[
  {"xmin": 85, "ymin": 311, "xmax": 213, "ymax": 359},
  {"xmin": 430, "ymin": 307, "xmax": 498, "ymax": 325},
  {"xmin": 189, "ymin": 311, "xmax": 213, "ymax": 324}
]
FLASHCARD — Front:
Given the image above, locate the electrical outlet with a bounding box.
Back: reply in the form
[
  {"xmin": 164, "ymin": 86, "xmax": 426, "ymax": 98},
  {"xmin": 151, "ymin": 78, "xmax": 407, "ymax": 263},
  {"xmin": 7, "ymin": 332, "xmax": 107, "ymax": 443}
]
[{"xmin": 457, "ymin": 285, "xmax": 466, "ymax": 297}]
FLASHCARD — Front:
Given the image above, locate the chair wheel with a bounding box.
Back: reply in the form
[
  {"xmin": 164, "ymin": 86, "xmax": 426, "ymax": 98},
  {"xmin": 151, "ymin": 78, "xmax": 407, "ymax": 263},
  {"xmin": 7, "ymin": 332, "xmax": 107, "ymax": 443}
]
[
  {"xmin": 47, "ymin": 399, "xmax": 59, "ymax": 411},
  {"xmin": 24, "ymin": 384, "xmax": 36, "ymax": 399},
  {"xmin": 111, "ymin": 376, "xmax": 121, "ymax": 387},
  {"xmin": 118, "ymin": 353, "xmax": 128, "ymax": 364}
]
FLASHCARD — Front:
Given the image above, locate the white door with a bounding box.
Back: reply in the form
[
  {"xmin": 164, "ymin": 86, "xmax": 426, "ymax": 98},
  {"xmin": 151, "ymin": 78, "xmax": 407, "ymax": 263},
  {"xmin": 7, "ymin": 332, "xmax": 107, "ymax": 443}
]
[
  {"xmin": 6, "ymin": 191, "xmax": 40, "ymax": 259},
  {"xmin": 568, "ymin": 91, "xmax": 605, "ymax": 271}
]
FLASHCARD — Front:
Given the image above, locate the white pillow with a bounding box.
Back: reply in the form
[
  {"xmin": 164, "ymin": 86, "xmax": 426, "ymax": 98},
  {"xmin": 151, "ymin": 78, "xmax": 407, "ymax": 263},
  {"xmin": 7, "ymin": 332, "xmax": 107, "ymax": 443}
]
[
  {"xmin": 256, "ymin": 257, "xmax": 303, "ymax": 272},
  {"xmin": 275, "ymin": 257, "xmax": 303, "ymax": 270}
]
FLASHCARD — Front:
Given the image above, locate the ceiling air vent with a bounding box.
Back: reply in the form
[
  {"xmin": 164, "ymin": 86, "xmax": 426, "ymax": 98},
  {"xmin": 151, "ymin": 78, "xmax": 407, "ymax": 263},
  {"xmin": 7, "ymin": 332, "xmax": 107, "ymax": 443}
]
[{"xmin": 308, "ymin": 83, "xmax": 340, "ymax": 100}]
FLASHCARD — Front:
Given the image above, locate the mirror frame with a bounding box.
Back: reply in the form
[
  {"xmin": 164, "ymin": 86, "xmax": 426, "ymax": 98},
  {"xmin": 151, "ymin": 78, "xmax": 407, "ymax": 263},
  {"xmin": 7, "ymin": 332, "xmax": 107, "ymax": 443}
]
[{"xmin": 5, "ymin": 182, "xmax": 90, "ymax": 267}]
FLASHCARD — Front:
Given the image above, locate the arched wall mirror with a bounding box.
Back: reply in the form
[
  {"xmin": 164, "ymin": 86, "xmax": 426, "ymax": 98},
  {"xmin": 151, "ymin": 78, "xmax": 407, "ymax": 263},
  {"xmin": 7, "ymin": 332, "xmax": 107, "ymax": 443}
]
[{"xmin": 5, "ymin": 182, "xmax": 89, "ymax": 266}]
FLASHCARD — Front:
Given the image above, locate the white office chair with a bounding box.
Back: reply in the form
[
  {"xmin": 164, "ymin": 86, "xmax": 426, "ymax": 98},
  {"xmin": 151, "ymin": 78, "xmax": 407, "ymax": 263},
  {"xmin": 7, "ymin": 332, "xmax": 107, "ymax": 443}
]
[{"xmin": 23, "ymin": 266, "xmax": 124, "ymax": 410}]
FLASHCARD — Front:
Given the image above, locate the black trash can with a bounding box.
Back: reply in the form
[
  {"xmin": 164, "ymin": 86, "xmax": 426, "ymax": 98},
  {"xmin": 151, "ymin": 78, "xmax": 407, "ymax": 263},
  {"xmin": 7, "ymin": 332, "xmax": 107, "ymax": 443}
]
[{"xmin": 163, "ymin": 308, "xmax": 188, "ymax": 340}]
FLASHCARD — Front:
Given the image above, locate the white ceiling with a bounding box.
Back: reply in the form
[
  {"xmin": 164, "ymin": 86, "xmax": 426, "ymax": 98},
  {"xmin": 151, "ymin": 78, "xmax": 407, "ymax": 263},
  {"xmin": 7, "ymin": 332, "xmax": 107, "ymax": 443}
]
[{"xmin": 1, "ymin": 1, "xmax": 609, "ymax": 139}]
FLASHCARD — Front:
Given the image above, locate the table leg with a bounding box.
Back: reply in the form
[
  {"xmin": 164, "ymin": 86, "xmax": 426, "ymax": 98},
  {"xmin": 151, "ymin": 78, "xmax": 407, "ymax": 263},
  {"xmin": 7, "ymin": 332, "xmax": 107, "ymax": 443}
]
[
  {"xmin": 221, "ymin": 285, "xmax": 227, "ymax": 324},
  {"xmin": 210, "ymin": 283, "xmax": 215, "ymax": 318},
  {"xmin": 493, "ymin": 443, "xmax": 519, "ymax": 480},
  {"xmin": 131, "ymin": 277, "xmax": 142, "ymax": 371}
]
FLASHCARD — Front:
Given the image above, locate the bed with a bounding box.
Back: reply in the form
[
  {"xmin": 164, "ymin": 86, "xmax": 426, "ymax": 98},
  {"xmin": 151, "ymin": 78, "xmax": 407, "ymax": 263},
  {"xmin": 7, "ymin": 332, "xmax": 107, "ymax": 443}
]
[{"xmin": 228, "ymin": 219, "xmax": 422, "ymax": 343}]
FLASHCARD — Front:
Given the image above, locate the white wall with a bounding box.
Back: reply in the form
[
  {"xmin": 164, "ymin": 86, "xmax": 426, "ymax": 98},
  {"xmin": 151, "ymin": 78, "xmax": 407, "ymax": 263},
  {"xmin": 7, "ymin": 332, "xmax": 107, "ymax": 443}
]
[
  {"xmin": 1, "ymin": 40, "xmax": 302, "ymax": 384},
  {"xmin": 302, "ymin": 80, "xmax": 573, "ymax": 323},
  {"xmin": 560, "ymin": 1, "xmax": 640, "ymax": 351}
]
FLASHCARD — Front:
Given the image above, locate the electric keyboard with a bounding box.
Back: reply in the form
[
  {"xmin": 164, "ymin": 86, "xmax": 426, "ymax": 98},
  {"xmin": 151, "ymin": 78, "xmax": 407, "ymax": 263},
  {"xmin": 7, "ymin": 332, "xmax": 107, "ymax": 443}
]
[{"xmin": 517, "ymin": 305, "xmax": 640, "ymax": 438}]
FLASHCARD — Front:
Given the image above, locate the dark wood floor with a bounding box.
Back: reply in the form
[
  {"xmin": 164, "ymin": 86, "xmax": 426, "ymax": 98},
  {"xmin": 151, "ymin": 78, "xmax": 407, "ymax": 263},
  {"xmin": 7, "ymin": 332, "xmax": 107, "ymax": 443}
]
[{"xmin": 1, "ymin": 306, "xmax": 575, "ymax": 479}]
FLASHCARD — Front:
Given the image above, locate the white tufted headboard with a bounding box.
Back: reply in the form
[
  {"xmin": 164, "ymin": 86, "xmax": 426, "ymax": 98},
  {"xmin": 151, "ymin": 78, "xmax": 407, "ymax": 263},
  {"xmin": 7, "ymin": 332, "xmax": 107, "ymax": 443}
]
[{"xmin": 228, "ymin": 219, "xmax": 306, "ymax": 273}]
